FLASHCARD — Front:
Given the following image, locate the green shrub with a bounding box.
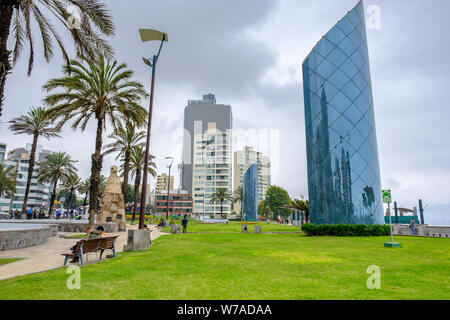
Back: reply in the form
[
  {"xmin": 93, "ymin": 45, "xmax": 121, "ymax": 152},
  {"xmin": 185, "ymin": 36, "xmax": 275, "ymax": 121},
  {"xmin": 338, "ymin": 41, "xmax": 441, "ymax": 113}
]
[{"xmin": 302, "ymin": 223, "xmax": 390, "ymax": 237}]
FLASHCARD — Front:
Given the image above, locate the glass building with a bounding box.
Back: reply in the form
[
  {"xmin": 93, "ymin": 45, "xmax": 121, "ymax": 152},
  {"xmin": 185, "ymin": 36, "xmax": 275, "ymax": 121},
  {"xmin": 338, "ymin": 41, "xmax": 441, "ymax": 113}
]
[
  {"xmin": 302, "ymin": 1, "xmax": 384, "ymax": 225},
  {"xmin": 243, "ymin": 164, "xmax": 258, "ymax": 222}
]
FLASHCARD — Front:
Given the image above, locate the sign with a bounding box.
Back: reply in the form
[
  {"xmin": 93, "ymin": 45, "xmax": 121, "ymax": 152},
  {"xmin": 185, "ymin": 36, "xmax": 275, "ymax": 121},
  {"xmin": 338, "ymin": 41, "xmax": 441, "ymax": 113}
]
[
  {"xmin": 382, "ymin": 190, "xmax": 392, "ymax": 204},
  {"xmin": 60, "ymin": 197, "xmax": 65, "ymax": 202}
]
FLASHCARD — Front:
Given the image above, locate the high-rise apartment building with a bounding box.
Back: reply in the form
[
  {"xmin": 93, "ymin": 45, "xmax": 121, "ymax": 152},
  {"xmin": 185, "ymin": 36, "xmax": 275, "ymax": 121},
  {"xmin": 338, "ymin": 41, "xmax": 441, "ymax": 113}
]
[
  {"xmin": 233, "ymin": 146, "xmax": 271, "ymax": 215},
  {"xmin": 155, "ymin": 173, "xmax": 174, "ymax": 194},
  {"xmin": 181, "ymin": 94, "xmax": 233, "ymax": 217},
  {"xmin": 0, "ymin": 143, "xmax": 52, "ymax": 212},
  {"xmin": 302, "ymin": 1, "xmax": 383, "ymax": 224}
]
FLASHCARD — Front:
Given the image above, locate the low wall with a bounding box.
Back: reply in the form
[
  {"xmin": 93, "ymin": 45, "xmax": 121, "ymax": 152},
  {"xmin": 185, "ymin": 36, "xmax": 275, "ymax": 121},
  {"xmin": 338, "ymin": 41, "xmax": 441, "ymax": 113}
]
[
  {"xmin": 393, "ymin": 224, "xmax": 450, "ymax": 238},
  {"xmin": 0, "ymin": 224, "xmax": 53, "ymax": 251},
  {"xmin": 0, "ymin": 220, "xmax": 119, "ymax": 233}
]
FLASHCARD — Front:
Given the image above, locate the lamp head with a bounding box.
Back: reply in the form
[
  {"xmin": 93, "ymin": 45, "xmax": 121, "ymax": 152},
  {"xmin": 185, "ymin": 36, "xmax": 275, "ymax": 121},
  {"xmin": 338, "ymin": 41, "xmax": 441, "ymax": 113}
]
[
  {"xmin": 142, "ymin": 57, "xmax": 152, "ymax": 67},
  {"xmin": 139, "ymin": 29, "xmax": 168, "ymax": 42}
]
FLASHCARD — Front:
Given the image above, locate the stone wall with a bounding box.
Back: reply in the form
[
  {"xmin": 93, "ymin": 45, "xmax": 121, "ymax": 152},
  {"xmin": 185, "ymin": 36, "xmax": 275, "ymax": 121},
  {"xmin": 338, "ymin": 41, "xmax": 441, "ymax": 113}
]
[
  {"xmin": 0, "ymin": 225, "xmax": 52, "ymax": 251},
  {"xmin": 393, "ymin": 224, "xmax": 450, "ymax": 238}
]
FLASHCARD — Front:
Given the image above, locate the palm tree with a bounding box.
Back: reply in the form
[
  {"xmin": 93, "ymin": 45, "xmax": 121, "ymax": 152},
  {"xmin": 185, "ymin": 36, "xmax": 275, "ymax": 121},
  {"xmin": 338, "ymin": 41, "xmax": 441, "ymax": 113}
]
[
  {"xmin": 60, "ymin": 173, "xmax": 82, "ymax": 213},
  {"xmin": 291, "ymin": 198, "xmax": 310, "ymax": 223},
  {"xmin": 9, "ymin": 106, "xmax": 61, "ymax": 214},
  {"xmin": 78, "ymin": 178, "xmax": 90, "ymax": 213},
  {"xmin": 233, "ymin": 186, "xmax": 244, "ymax": 221},
  {"xmin": 37, "ymin": 151, "xmax": 77, "ymax": 216},
  {"xmin": 210, "ymin": 188, "xmax": 233, "ymax": 219},
  {"xmin": 0, "ymin": 0, "xmax": 115, "ymax": 119},
  {"xmin": 0, "ymin": 164, "xmax": 16, "ymax": 198},
  {"xmin": 125, "ymin": 146, "xmax": 156, "ymax": 225},
  {"xmin": 103, "ymin": 122, "xmax": 146, "ymax": 204},
  {"xmin": 43, "ymin": 55, "xmax": 148, "ymax": 228}
]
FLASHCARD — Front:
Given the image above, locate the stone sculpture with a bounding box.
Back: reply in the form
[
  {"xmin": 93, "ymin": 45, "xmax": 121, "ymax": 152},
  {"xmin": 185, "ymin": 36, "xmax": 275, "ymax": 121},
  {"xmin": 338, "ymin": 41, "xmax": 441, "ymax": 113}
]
[{"xmin": 97, "ymin": 166, "xmax": 126, "ymax": 231}]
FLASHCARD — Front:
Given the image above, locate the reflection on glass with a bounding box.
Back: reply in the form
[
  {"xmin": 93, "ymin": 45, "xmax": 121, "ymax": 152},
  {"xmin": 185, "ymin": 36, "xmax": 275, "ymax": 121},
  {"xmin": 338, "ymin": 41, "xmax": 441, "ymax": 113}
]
[
  {"xmin": 243, "ymin": 164, "xmax": 258, "ymax": 222},
  {"xmin": 302, "ymin": 1, "xmax": 383, "ymax": 225}
]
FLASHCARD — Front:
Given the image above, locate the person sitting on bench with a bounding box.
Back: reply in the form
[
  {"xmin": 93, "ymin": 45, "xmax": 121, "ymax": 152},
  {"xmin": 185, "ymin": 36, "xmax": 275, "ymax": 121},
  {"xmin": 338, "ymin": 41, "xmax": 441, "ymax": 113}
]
[
  {"xmin": 89, "ymin": 226, "xmax": 105, "ymax": 239},
  {"xmin": 157, "ymin": 219, "xmax": 165, "ymax": 229}
]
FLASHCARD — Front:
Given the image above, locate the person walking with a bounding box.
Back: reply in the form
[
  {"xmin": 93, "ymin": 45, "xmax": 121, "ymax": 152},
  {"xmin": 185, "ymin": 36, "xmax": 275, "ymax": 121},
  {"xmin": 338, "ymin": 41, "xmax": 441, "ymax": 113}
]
[
  {"xmin": 182, "ymin": 214, "xmax": 189, "ymax": 234},
  {"xmin": 410, "ymin": 218, "xmax": 417, "ymax": 236}
]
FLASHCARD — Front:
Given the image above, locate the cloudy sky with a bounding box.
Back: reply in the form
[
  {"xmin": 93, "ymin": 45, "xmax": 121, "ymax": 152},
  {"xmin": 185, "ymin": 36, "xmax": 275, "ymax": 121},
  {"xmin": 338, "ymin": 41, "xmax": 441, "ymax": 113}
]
[{"xmin": 1, "ymin": 0, "xmax": 449, "ymax": 224}]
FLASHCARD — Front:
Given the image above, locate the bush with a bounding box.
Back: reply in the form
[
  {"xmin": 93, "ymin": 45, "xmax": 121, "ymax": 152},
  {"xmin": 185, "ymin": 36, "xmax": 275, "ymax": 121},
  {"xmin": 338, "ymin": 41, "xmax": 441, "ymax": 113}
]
[{"xmin": 301, "ymin": 223, "xmax": 390, "ymax": 237}]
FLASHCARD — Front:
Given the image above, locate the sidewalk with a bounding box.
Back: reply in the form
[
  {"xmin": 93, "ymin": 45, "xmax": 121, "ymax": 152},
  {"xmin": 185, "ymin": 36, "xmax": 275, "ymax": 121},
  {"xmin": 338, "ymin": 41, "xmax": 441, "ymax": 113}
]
[{"xmin": 0, "ymin": 225, "xmax": 168, "ymax": 280}]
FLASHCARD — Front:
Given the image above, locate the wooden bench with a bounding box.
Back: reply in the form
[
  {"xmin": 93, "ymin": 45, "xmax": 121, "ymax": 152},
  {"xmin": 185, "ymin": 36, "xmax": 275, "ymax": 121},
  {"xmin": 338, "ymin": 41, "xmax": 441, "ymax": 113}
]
[{"xmin": 62, "ymin": 236, "xmax": 119, "ymax": 267}]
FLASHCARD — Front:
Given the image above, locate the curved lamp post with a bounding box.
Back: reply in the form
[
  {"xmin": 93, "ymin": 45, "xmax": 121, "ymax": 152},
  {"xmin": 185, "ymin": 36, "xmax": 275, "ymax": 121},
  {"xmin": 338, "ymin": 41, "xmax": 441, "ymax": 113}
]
[
  {"xmin": 165, "ymin": 156, "xmax": 174, "ymax": 220},
  {"xmin": 138, "ymin": 29, "xmax": 168, "ymax": 229}
]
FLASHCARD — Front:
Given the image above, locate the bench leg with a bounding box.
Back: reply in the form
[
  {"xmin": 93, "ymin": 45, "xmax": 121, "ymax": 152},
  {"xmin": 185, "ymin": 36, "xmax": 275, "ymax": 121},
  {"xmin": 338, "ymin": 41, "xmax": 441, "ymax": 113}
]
[
  {"xmin": 63, "ymin": 256, "xmax": 70, "ymax": 266},
  {"xmin": 99, "ymin": 249, "xmax": 104, "ymax": 259},
  {"xmin": 112, "ymin": 245, "xmax": 116, "ymax": 257},
  {"xmin": 79, "ymin": 253, "xmax": 85, "ymax": 267}
]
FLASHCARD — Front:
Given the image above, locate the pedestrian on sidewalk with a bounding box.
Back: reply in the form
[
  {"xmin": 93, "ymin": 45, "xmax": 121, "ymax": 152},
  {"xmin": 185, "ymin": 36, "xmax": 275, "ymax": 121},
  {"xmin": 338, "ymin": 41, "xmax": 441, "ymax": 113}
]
[{"xmin": 410, "ymin": 219, "xmax": 417, "ymax": 236}]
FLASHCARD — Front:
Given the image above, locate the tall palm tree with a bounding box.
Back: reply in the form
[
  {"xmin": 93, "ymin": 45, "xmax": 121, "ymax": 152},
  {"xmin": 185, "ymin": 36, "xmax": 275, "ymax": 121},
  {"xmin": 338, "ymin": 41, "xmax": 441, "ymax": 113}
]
[
  {"xmin": 103, "ymin": 122, "xmax": 146, "ymax": 204},
  {"xmin": 210, "ymin": 188, "xmax": 233, "ymax": 219},
  {"xmin": 292, "ymin": 198, "xmax": 310, "ymax": 223},
  {"xmin": 125, "ymin": 146, "xmax": 156, "ymax": 225},
  {"xmin": 37, "ymin": 151, "xmax": 77, "ymax": 216},
  {"xmin": 60, "ymin": 173, "xmax": 82, "ymax": 213},
  {"xmin": 0, "ymin": 164, "xmax": 16, "ymax": 198},
  {"xmin": 233, "ymin": 186, "xmax": 244, "ymax": 221},
  {"xmin": 9, "ymin": 106, "xmax": 61, "ymax": 214},
  {"xmin": 43, "ymin": 55, "xmax": 148, "ymax": 228},
  {"xmin": 0, "ymin": 0, "xmax": 115, "ymax": 119},
  {"xmin": 78, "ymin": 178, "xmax": 90, "ymax": 212}
]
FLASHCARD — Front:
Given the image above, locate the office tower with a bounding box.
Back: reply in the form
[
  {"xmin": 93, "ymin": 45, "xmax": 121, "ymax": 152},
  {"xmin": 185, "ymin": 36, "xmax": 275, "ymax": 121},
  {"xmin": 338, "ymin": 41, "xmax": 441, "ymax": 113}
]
[
  {"xmin": 233, "ymin": 146, "xmax": 271, "ymax": 215},
  {"xmin": 243, "ymin": 164, "xmax": 258, "ymax": 221},
  {"xmin": 181, "ymin": 94, "xmax": 233, "ymax": 217},
  {"xmin": 302, "ymin": 1, "xmax": 383, "ymax": 224},
  {"xmin": 155, "ymin": 173, "xmax": 174, "ymax": 194}
]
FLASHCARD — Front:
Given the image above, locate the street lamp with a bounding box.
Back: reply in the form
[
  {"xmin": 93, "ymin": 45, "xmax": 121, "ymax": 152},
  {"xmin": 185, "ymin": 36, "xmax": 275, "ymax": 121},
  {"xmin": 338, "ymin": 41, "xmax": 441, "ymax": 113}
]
[
  {"xmin": 165, "ymin": 156, "xmax": 174, "ymax": 221},
  {"xmin": 138, "ymin": 29, "xmax": 168, "ymax": 229}
]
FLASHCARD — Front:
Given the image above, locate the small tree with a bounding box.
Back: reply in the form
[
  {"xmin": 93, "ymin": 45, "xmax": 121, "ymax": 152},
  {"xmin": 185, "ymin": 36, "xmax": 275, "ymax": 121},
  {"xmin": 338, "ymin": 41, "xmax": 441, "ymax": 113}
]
[
  {"xmin": 210, "ymin": 188, "xmax": 233, "ymax": 219},
  {"xmin": 264, "ymin": 186, "xmax": 291, "ymax": 218}
]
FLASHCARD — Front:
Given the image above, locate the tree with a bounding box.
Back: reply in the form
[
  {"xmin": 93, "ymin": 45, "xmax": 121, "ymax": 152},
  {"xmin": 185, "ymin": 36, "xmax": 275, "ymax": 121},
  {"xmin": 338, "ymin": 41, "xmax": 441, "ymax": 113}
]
[
  {"xmin": 97, "ymin": 174, "xmax": 106, "ymax": 205},
  {"xmin": 0, "ymin": 164, "xmax": 16, "ymax": 198},
  {"xmin": 9, "ymin": 106, "xmax": 60, "ymax": 214},
  {"xmin": 103, "ymin": 122, "xmax": 145, "ymax": 205},
  {"xmin": 60, "ymin": 173, "xmax": 82, "ymax": 212},
  {"xmin": 291, "ymin": 198, "xmax": 310, "ymax": 223},
  {"xmin": 0, "ymin": 0, "xmax": 115, "ymax": 119},
  {"xmin": 126, "ymin": 146, "xmax": 156, "ymax": 224},
  {"xmin": 210, "ymin": 188, "xmax": 233, "ymax": 219},
  {"xmin": 233, "ymin": 186, "xmax": 244, "ymax": 220},
  {"xmin": 258, "ymin": 200, "xmax": 273, "ymax": 220},
  {"xmin": 43, "ymin": 55, "xmax": 148, "ymax": 228},
  {"xmin": 264, "ymin": 186, "xmax": 291, "ymax": 219},
  {"xmin": 37, "ymin": 151, "xmax": 77, "ymax": 216},
  {"xmin": 78, "ymin": 178, "xmax": 90, "ymax": 212}
]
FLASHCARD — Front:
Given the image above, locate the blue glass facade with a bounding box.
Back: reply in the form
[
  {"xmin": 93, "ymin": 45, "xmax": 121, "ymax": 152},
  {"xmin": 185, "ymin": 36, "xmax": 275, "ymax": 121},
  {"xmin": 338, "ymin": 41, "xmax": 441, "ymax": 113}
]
[
  {"xmin": 243, "ymin": 164, "xmax": 258, "ymax": 222},
  {"xmin": 302, "ymin": 1, "xmax": 383, "ymax": 225}
]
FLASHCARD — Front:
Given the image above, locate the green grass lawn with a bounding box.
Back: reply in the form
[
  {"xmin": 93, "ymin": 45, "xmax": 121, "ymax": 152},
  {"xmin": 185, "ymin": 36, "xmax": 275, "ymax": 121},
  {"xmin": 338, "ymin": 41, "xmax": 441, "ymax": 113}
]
[
  {"xmin": 0, "ymin": 258, "xmax": 22, "ymax": 266},
  {"xmin": 162, "ymin": 221, "xmax": 302, "ymax": 233},
  {"xmin": 1, "ymin": 233, "xmax": 449, "ymax": 300}
]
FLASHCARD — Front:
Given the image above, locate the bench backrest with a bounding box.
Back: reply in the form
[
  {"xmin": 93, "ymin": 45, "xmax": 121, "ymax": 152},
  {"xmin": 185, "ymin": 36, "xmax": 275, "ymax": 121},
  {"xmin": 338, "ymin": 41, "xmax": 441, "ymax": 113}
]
[{"xmin": 78, "ymin": 236, "xmax": 119, "ymax": 253}]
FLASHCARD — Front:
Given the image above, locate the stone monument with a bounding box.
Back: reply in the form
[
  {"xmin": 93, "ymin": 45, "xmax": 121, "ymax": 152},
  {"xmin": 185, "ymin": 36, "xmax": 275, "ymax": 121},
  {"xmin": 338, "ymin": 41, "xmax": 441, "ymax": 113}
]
[{"xmin": 98, "ymin": 166, "xmax": 126, "ymax": 231}]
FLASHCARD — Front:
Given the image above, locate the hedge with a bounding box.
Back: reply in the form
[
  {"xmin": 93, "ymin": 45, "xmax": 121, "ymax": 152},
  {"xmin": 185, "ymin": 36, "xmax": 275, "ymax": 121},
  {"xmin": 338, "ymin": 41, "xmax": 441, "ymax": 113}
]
[{"xmin": 301, "ymin": 223, "xmax": 391, "ymax": 237}]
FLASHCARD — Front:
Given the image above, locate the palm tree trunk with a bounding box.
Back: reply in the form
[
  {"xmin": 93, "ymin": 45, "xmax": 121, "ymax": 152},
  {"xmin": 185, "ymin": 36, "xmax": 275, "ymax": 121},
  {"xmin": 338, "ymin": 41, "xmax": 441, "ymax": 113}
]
[
  {"xmin": 122, "ymin": 149, "xmax": 130, "ymax": 203},
  {"xmin": 49, "ymin": 181, "xmax": 58, "ymax": 218},
  {"xmin": 22, "ymin": 133, "xmax": 38, "ymax": 214},
  {"xmin": 88, "ymin": 118, "xmax": 104, "ymax": 228},
  {"xmin": 67, "ymin": 188, "xmax": 74, "ymax": 214},
  {"xmin": 131, "ymin": 169, "xmax": 141, "ymax": 225},
  {"xmin": 0, "ymin": 2, "xmax": 14, "ymax": 120}
]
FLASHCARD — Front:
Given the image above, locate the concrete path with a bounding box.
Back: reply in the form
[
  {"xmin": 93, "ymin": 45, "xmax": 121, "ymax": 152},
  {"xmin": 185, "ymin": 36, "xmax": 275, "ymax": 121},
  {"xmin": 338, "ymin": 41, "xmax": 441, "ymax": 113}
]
[{"xmin": 0, "ymin": 225, "xmax": 168, "ymax": 280}]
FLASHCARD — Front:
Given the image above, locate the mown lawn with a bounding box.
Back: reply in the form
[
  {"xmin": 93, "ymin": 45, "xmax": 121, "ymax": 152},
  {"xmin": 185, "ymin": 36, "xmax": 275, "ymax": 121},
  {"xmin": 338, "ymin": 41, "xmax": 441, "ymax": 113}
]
[
  {"xmin": 0, "ymin": 258, "xmax": 22, "ymax": 266},
  {"xmin": 162, "ymin": 221, "xmax": 302, "ymax": 233},
  {"xmin": 1, "ymin": 233, "xmax": 448, "ymax": 300}
]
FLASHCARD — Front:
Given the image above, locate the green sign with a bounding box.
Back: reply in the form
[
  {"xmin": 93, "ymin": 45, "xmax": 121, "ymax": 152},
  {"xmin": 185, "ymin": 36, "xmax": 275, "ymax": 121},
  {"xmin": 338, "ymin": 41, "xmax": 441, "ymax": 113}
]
[{"xmin": 382, "ymin": 189, "xmax": 392, "ymax": 203}]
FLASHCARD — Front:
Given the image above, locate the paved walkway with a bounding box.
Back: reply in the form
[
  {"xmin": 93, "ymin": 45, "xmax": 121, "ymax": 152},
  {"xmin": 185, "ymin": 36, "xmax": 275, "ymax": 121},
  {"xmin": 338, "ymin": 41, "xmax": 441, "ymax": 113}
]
[{"xmin": 0, "ymin": 225, "xmax": 168, "ymax": 280}]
